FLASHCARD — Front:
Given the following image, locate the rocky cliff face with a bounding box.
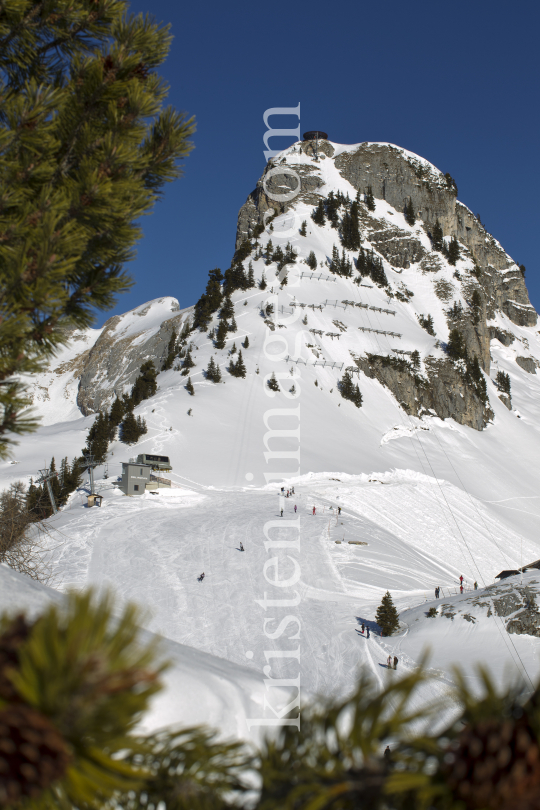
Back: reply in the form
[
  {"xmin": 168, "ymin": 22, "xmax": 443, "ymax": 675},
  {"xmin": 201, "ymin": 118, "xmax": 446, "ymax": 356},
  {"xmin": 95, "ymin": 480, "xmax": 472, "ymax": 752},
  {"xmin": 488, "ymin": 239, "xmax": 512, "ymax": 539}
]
[{"xmin": 237, "ymin": 140, "xmax": 536, "ymax": 330}]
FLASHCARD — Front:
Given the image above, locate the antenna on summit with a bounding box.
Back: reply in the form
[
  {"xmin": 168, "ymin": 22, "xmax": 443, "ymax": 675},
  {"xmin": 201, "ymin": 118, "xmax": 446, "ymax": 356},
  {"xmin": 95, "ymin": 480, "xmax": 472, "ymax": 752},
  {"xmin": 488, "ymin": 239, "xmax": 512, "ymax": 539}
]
[{"xmin": 303, "ymin": 130, "xmax": 328, "ymax": 161}]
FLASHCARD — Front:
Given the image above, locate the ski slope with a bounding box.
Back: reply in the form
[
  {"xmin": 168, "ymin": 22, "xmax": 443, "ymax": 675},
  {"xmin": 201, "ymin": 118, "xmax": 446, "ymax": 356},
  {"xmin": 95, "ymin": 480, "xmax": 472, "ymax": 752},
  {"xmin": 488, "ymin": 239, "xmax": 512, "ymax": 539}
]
[{"xmin": 2, "ymin": 139, "xmax": 540, "ymax": 740}]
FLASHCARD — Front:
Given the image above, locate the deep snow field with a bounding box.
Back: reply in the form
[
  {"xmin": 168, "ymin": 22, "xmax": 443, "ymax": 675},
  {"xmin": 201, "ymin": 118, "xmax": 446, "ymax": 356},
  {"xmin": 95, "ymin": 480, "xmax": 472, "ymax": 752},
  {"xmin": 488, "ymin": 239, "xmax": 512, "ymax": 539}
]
[{"xmin": 2, "ymin": 140, "xmax": 540, "ymax": 742}]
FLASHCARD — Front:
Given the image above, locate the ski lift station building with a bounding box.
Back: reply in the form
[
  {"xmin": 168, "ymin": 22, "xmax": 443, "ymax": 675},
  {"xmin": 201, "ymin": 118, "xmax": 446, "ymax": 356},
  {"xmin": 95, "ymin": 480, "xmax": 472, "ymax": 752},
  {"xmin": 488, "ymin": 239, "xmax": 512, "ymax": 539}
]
[{"xmin": 119, "ymin": 461, "xmax": 152, "ymax": 496}]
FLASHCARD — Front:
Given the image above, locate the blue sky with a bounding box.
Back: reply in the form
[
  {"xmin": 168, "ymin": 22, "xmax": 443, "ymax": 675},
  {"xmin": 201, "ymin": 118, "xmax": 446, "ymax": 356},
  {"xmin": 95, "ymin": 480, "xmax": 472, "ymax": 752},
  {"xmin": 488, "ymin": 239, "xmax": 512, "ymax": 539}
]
[{"xmin": 100, "ymin": 0, "xmax": 540, "ymax": 324}]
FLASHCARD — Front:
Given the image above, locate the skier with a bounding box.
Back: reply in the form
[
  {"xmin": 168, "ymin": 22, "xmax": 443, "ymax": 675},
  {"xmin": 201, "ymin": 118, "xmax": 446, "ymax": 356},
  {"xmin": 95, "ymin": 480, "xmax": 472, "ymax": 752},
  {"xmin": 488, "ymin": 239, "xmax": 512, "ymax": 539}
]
[
  {"xmin": 239, "ymin": 542, "xmax": 244, "ymax": 552},
  {"xmin": 198, "ymin": 572, "xmax": 205, "ymax": 582},
  {"xmin": 387, "ymin": 655, "xmax": 392, "ymax": 669},
  {"xmin": 366, "ymin": 627, "xmax": 370, "ymax": 639},
  {"xmin": 294, "ymin": 504, "xmax": 297, "ymax": 513},
  {"xmin": 292, "ymin": 486, "xmax": 295, "ymax": 495},
  {"xmin": 281, "ymin": 487, "xmax": 285, "ymax": 493},
  {"xmin": 338, "ymin": 506, "xmax": 342, "ymax": 515},
  {"xmin": 460, "ymin": 584, "xmax": 463, "ymax": 594},
  {"xmin": 393, "ymin": 656, "xmax": 398, "ymax": 670},
  {"xmin": 361, "ymin": 623, "xmax": 365, "ymax": 633},
  {"xmin": 474, "ymin": 581, "xmax": 478, "ymax": 590},
  {"xmin": 435, "ymin": 587, "xmax": 439, "ymax": 599},
  {"xmin": 312, "ymin": 506, "xmax": 316, "ymax": 516},
  {"xmin": 459, "ymin": 574, "xmax": 464, "ymax": 585},
  {"xmin": 280, "ymin": 508, "xmax": 284, "ymax": 517}
]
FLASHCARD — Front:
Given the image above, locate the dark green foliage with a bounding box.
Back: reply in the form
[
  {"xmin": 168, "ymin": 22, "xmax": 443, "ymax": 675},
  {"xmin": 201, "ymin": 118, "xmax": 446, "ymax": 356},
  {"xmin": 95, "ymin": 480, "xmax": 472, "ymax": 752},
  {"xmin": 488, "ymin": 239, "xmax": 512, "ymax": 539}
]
[
  {"xmin": 470, "ymin": 289, "xmax": 482, "ymax": 325},
  {"xmin": 0, "ymin": 2, "xmax": 195, "ymax": 457},
  {"xmin": 355, "ymin": 248, "xmax": 387, "ymax": 287},
  {"xmin": 339, "ymin": 371, "xmax": 363, "ymax": 408},
  {"xmin": 228, "ymin": 350, "xmax": 246, "ymax": 378},
  {"xmin": 300, "ymin": 220, "xmax": 307, "ymax": 236},
  {"xmin": 264, "ymin": 240, "xmax": 274, "ymax": 265},
  {"xmin": 131, "ymin": 361, "xmax": 158, "ymax": 405},
  {"xmin": 220, "ymin": 296, "xmax": 234, "ymax": 321},
  {"xmin": 259, "ymin": 272, "xmax": 267, "ymax": 290},
  {"xmin": 109, "ymin": 398, "xmax": 125, "ymax": 429},
  {"xmin": 496, "ymin": 370, "xmax": 511, "ymax": 395},
  {"xmin": 329, "ymin": 246, "xmax": 352, "ymax": 277},
  {"xmin": 180, "ymin": 350, "xmax": 194, "ymax": 377},
  {"xmin": 223, "ymin": 262, "xmax": 250, "ymax": 295},
  {"xmin": 247, "ymin": 262, "xmax": 255, "ymax": 288},
  {"xmin": 418, "ymin": 314, "xmax": 435, "ymax": 336},
  {"xmin": 341, "ymin": 199, "xmax": 361, "ymax": 251},
  {"xmin": 404, "ymin": 198, "xmax": 415, "ymax": 226},
  {"xmin": 233, "ymin": 238, "xmax": 252, "ymax": 265},
  {"xmin": 325, "ymin": 191, "xmax": 340, "ymax": 228},
  {"xmin": 410, "ymin": 350, "xmax": 421, "ymax": 370},
  {"xmin": 467, "ymin": 355, "xmax": 487, "ymax": 403},
  {"xmin": 427, "ymin": 606, "xmax": 438, "ymax": 618},
  {"xmin": 162, "ymin": 330, "xmax": 177, "ymax": 371},
  {"xmin": 230, "ymin": 342, "xmax": 237, "ymax": 355},
  {"xmin": 444, "ymin": 172, "xmax": 458, "ymax": 195},
  {"xmin": 365, "ymin": 185, "xmax": 376, "ymax": 211},
  {"xmin": 193, "ymin": 269, "xmax": 223, "ymax": 331},
  {"xmin": 185, "ymin": 377, "xmax": 194, "ymax": 396},
  {"xmin": 447, "ymin": 328, "xmax": 467, "ymax": 361},
  {"xmin": 447, "ymin": 235, "xmax": 460, "ymax": 266},
  {"xmin": 431, "ymin": 218, "xmax": 443, "ymax": 252},
  {"xmin": 205, "ymin": 357, "xmax": 222, "ymax": 383},
  {"xmin": 267, "ymin": 373, "xmax": 280, "ymax": 392},
  {"xmin": 520, "ymin": 264, "xmax": 527, "ymax": 279},
  {"xmin": 448, "ymin": 301, "xmax": 464, "ymax": 320},
  {"xmin": 214, "ymin": 320, "xmax": 228, "ymax": 349},
  {"xmin": 375, "ymin": 591, "xmax": 399, "ymax": 636},
  {"xmin": 119, "ymin": 412, "xmax": 146, "ymax": 445},
  {"xmin": 311, "ymin": 199, "xmax": 326, "ymax": 225},
  {"xmin": 230, "ymin": 316, "xmax": 238, "ymax": 333},
  {"xmin": 83, "ymin": 412, "xmax": 109, "ymax": 463},
  {"xmin": 243, "ymin": 336, "xmax": 249, "ymax": 349},
  {"xmin": 307, "ymin": 250, "xmax": 317, "ymax": 270}
]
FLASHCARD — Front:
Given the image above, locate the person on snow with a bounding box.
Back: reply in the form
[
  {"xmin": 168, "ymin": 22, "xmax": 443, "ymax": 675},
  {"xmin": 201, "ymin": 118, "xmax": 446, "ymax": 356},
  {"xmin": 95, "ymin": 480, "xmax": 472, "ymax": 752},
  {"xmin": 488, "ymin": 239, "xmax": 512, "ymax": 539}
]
[
  {"xmin": 280, "ymin": 508, "xmax": 284, "ymax": 517},
  {"xmin": 393, "ymin": 656, "xmax": 398, "ymax": 670},
  {"xmin": 312, "ymin": 506, "xmax": 316, "ymax": 515},
  {"xmin": 387, "ymin": 655, "xmax": 392, "ymax": 668},
  {"xmin": 338, "ymin": 506, "xmax": 342, "ymax": 515},
  {"xmin": 459, "ymin": 575, "xmax": 464, "ymax": 585},
  {"xmin": 292, "ymin": 486, "xmax": 295, "ymax": 495},
  {"xmin": 366, "ymin": 627, "xmax": 370, "ymax": 639},
  {"xmin": 239, "ymin": 542, "xmax": 244, "ymax": 552},
  {"xmin": 435, "ymin": 587, "xmax": 440, "ymax": 599},
  {"xmin": 199, "ymin": 572, "xmax": 205, "ymax": 581},
  {"xmin": 281, "ymin": 487, "xmax": 285, "ymax": 493},
  {"xmin": 474, "ymin": 581, "xmax": 478, "ymax": 590},
  {"xmin": 294, "ymin": 504, "xmax": 297, "ymax": 513},
  {"xmin": 361, "ymin": 623, "xmax": 365, "ymax": 633}
]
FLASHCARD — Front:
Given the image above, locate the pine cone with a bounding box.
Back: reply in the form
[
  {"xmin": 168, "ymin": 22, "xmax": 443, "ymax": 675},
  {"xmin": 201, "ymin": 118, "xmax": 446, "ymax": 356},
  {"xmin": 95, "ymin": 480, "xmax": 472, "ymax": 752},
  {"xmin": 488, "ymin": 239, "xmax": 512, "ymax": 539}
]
[
  {"xmin": 0, "ymin": 614, "xmax": 34, "ymax": 701},
  {"xmin": 0, "ymin": 704, "xmax": 70, "ymax": 805},
  {"xmin": 444, "ymin": 716, "xmax": 540, "ymax": 809}
]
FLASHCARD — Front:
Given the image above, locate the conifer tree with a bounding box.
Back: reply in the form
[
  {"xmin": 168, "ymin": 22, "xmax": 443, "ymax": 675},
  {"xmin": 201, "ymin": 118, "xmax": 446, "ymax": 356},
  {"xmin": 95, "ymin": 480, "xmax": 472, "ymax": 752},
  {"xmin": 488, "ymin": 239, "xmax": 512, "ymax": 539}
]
[
  {"xmin": 410, "ymin": 350, "xmax": 421, "ymax": 370},
  {"xmin": 247, "ymin": 262, "xmax": 255, "ymax": 288},
  {"xmin": 259, "ymin": 272, "xmax": 267, "ymax": 290},
  {"xmin": 235, "ymin": 351, "xmax": 246, "ymax": 378},
  {"xmin": 447, "ymin": 328, "xmax": 467, "ymax": 361},
  {"xmin": 375, "ymin": 591, "xmax": 399, "ymax": 636},
  {"xmin": 136, "ymin": 416, "xmax": 148, "ymax": 437},
  {"xmin": 109, "ymin": 398, "xmax": 125, "ymax": 429},
  {"xmin": 496, "ymin": 370, "xmax": 511, "ymax": 395},
  {"xmin": 230, "ymin": 316, "xmax": 238, "ymax": 333},
  {"xmin": 131, "ymin": 361, "xmax": 158, "ymax": 404},
  {"xmin": 300, "ymin": 220, "xmax": 307, "ymax": 236},
  {"xmin": 307, "ymin": 251, "xmax": 317, "ymax": 270},
  {"xmin": 180, "ymin": 349, "xmax": 195, "ymax": 377},
  {"xmin": 230, "ymin": 343, "xmax": 237, "ymax": 355},
  {"xmin": 206, "ymin": 357, "xmax": 222, "ymax": 383},
  {"xmin": 243, "ymin": 336, "xmax": 250, "ymax": 349},
  {"xmin": 214, "ymin": 320, "xmax": 228, "ymax": 350},
  {"xmin": 470, "ymin": 289, "xmax": 482, "ymax": 325},
  {"xmin": 339, "ymin": 372, "xmax": 363, "ymax": 408},
  {"xmin": 193, "ymin": 269, "xmax": 223, "ymax": 331},
  {"xmin": 404, "ymin": 198, "xmax": 416, "ymax": 226},
  {"xmin": 448, "ymin": 235, "xmax": 460, "ymax": 266},
  {"xmin": 185, "ymin": 377, "xmax": 195, "ymax": 395},
  {"xmin": 311, "ymin": 199, "xmax": 326, "ymax": 225},
  {"xmin": 365, "ymin": 186, "xmax": 376, "ymax": 211},
  {"xmin": 431, "ymin": 219, "xmax": 444, "ymax": 252},
  {"xmin": 83, "ymin": 412, "xmax": 109, "ymax": 463},
  {"xmin": 120, "ymin": 412, "xmax": 139, "ymax": 445},
  {"xmin": 0, "ymin": 3, "xmax": 195, "ymax": 457},
  {"xmin": 220, "ymin": 296, "xmax": 234, "ymax": 321},
  {"xmin": 265, "ymin": 240, "xmax": 274, "ymax": 265},
  {"xmin": 267, "ymin": 373, "xmax": 280, "ymax": 392},
  {"xmin": 419, "ymin": 314, "xmax": 436, "ymax": 336}
]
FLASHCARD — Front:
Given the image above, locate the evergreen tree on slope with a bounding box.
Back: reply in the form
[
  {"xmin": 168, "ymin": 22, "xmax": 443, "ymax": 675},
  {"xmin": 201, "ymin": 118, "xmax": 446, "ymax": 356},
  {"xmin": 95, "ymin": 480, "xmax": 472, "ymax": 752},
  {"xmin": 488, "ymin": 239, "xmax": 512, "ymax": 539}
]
[{"xmin": 375, "ymin": 591, "xmax": 399, "ymax": 636}]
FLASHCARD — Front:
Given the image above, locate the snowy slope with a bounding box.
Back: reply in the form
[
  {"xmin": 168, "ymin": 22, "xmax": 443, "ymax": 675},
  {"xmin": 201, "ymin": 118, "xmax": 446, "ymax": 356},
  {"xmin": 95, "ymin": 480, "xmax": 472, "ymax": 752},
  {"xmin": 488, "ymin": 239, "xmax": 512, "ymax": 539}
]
[{"xmin": 3, "ymin": 139, "xmax": 540, "ymax": 737}]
